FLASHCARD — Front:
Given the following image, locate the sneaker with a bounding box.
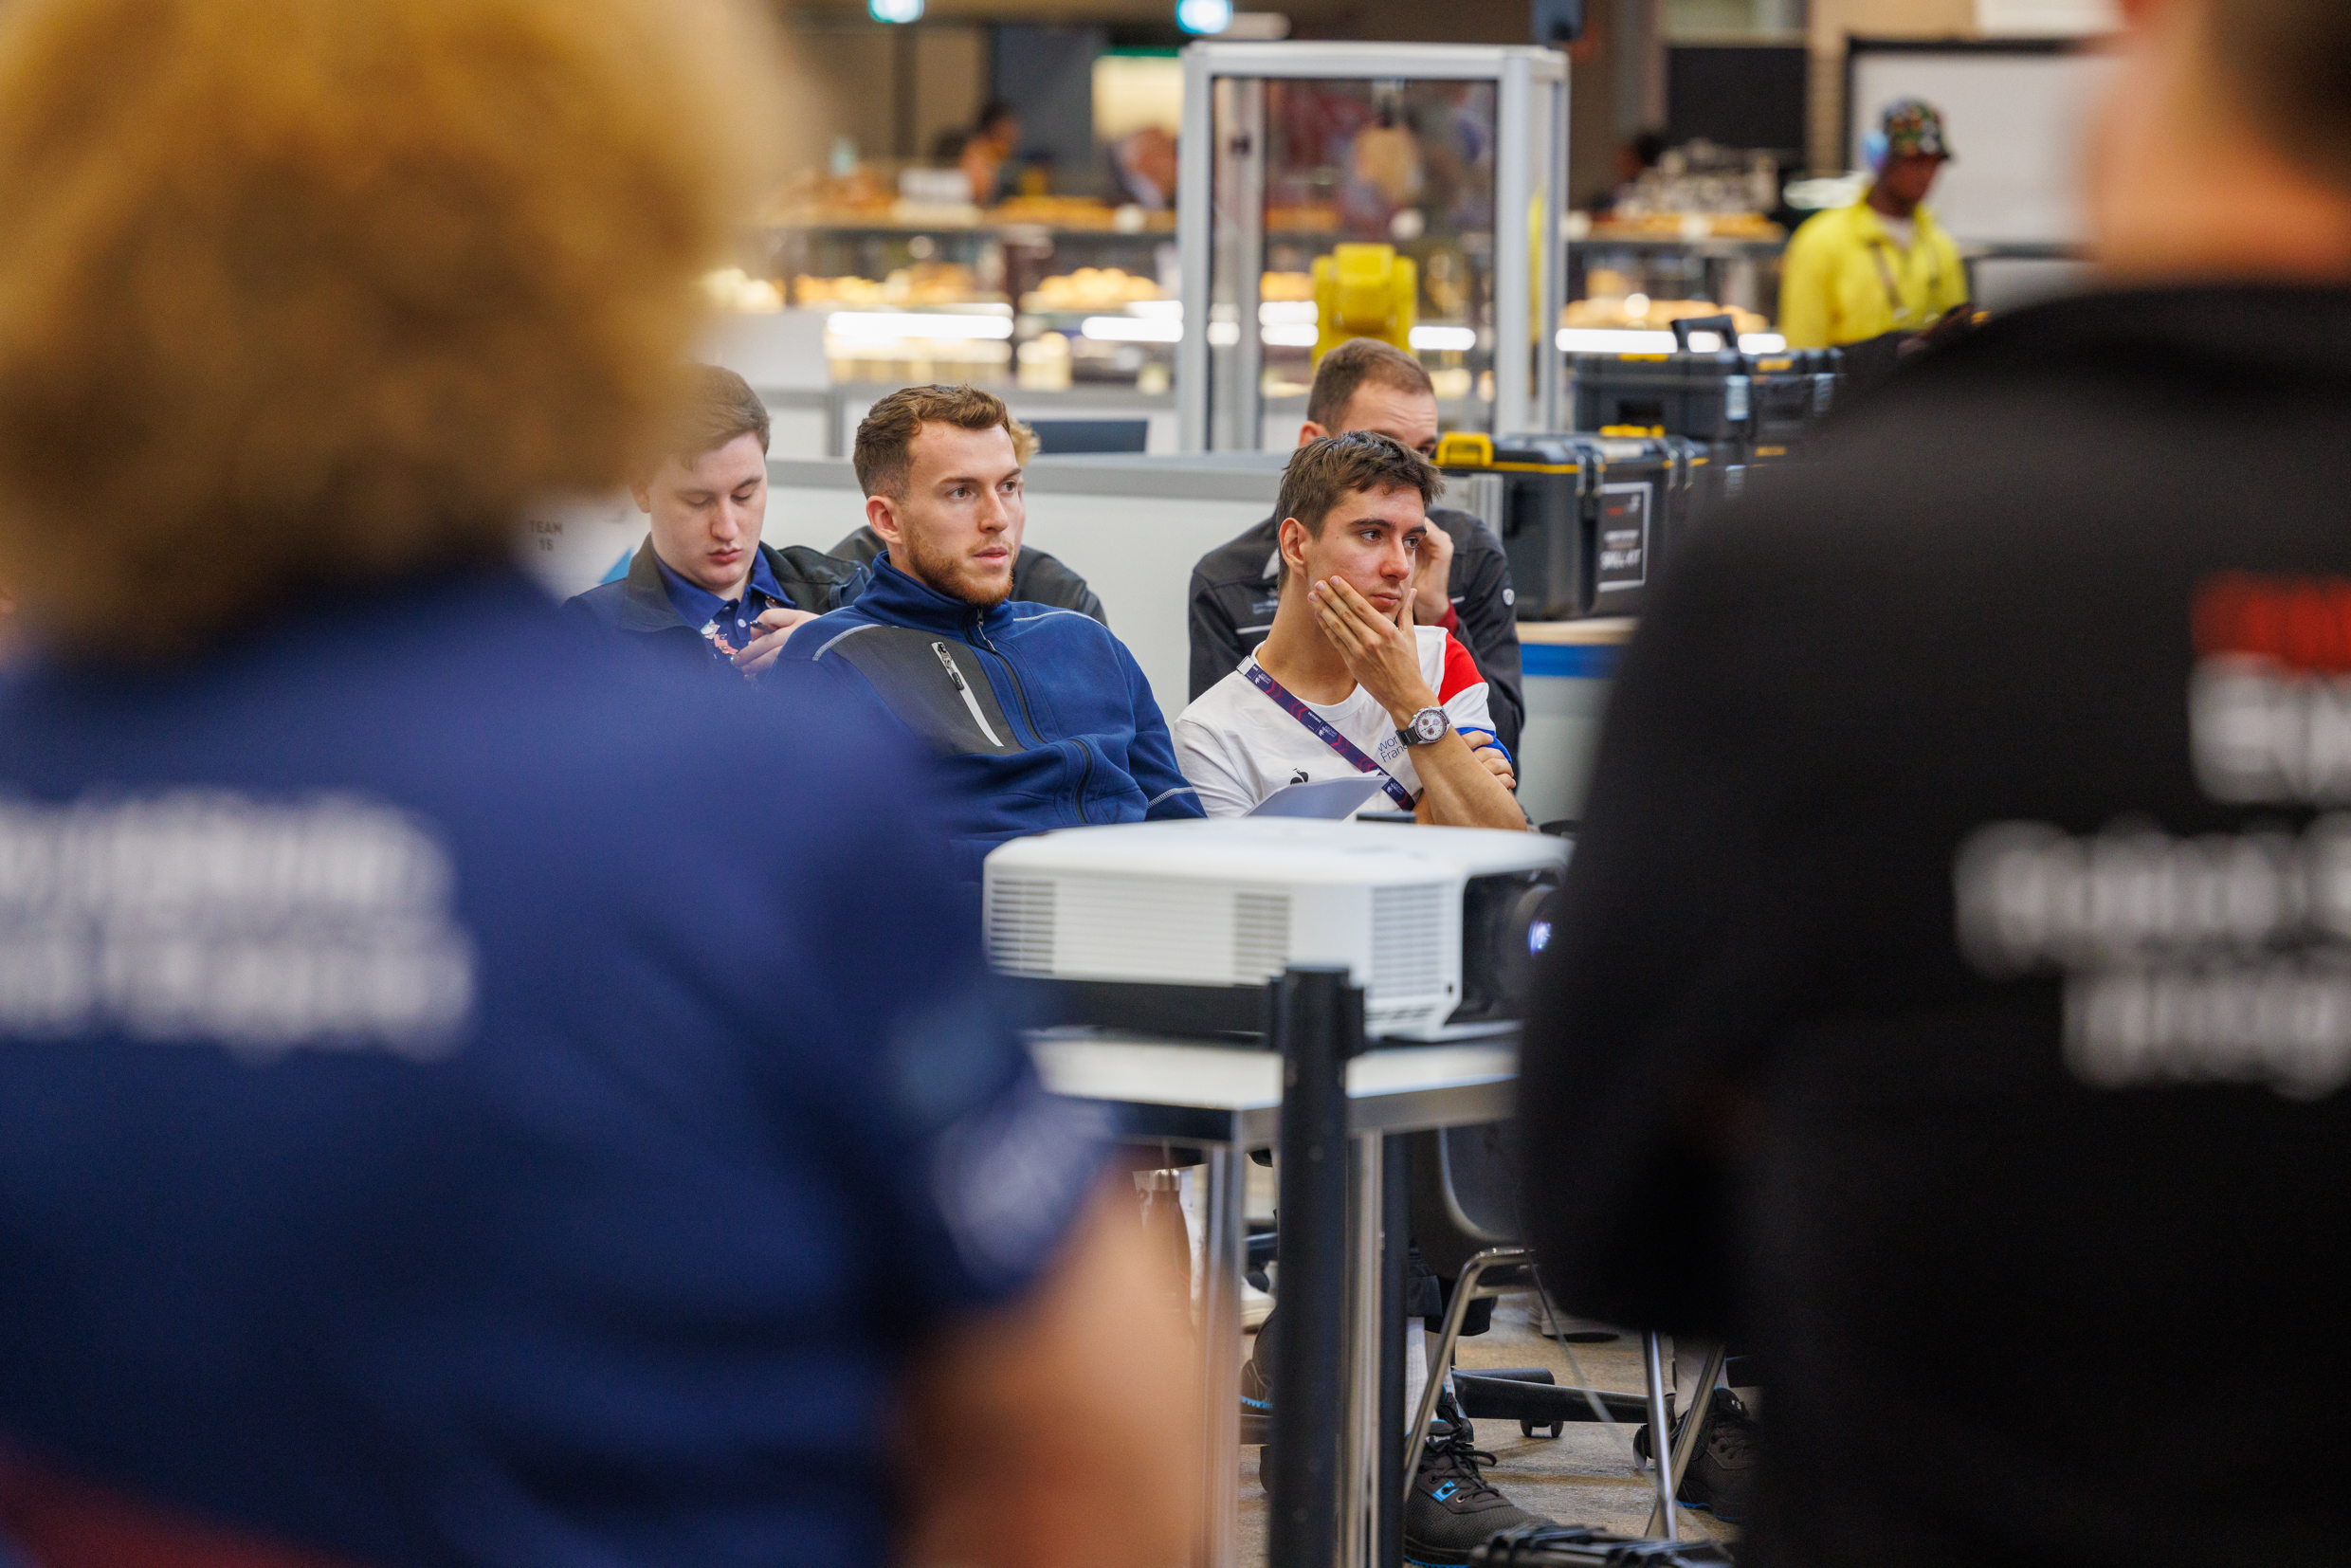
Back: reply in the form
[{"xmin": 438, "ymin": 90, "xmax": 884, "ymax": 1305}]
[
  {"xmin": 1631, "ymin": 1392, "xmax": 1759, "ymax": 1523},
  {"xmin": 1239, "ymin": 1344, "xmax": 1272, "ymax": 1446},
  {"xmin": 1402, "ymin": 1416, "xmax": 1551, "ymax": 1566},
  {"xmin": 1243, "ymin": 1277, "xmax": 1274, "ymax": 1331}
]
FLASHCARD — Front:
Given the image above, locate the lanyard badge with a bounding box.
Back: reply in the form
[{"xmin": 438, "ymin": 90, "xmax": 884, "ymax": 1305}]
[{"xmin": 1244, "ymin": 664, "xmax": 1418, "ymax": 812}]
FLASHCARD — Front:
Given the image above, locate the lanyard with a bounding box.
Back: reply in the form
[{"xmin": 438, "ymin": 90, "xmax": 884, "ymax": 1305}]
[
  {"xmin": 1244, "ymin": 663, "xmax": 1418, "ymax": 812},
  {"xmin": 1868, "ymin": 232, "xmax": 1941, "ymax": 329}
]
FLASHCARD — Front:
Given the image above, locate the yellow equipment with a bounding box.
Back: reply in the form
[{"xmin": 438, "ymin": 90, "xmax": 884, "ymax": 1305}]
[{"xmin": 1311, "ymin": 243, "xmax": 1416, "ymax": 362}]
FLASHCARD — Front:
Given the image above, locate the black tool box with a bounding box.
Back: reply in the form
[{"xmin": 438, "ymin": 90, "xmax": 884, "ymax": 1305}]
[
  {"xmin": 1568, "ymin": 314, "xmax": 1843, "ymax": 475},
  {"xmin": 1435, "ymin": 430, "xmax": 1702, "ymax": 620}
]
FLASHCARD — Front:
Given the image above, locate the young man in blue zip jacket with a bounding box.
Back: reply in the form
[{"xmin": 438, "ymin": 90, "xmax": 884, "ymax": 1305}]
[
  {"xmin": 783, "ymin": 385, "xmax": 1202, "ymax": 876},
  {"xmin": 564, "ymin": 364, "xmax": 866, "ymax": 679}
]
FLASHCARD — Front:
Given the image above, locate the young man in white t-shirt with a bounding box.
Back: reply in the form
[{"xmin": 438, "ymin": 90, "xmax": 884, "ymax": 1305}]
[{"xmin": 1174, "ymin": 431, "xmax": 1522, "ymax": 829}]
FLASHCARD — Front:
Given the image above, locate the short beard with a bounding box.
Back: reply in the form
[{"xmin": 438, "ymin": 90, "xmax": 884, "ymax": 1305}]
[{"xmin": 895, "ymin": 530, "xmax": 1013, "ymax": 608}]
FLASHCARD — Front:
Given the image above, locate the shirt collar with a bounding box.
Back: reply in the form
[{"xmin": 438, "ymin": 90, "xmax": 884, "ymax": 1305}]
[
  {"xmin": 651, "ymin": 546, "xmax": 786, "ymax": 631},
  {"xmin": 1853, "ymin": 200, "xmax": 1933, "ymax": 242}
]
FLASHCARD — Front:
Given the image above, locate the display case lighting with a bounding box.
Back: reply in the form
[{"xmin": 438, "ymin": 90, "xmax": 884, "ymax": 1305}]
[
  {"xmin": 1260, "ymin": 323, "xmax": 1319, "ymax": 348},
  {"xmin": 1555, "ymin": 327, "xmax": 1788, "ymax": 355},
  {"xmin": 1082, "ymin": 316, "xmax": 1184, "ymax": 343},
  {"xmin": 827, "ymin": 311, "xmax": 1013, "ymax": 341},
  {"xmin": 1409, "ymin": 325, "xmax": 1477, "ymax": 353}
]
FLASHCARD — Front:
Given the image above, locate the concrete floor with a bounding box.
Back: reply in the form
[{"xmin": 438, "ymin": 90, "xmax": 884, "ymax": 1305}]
[{"xmin": 1230, "ymin": 1295, "xmax": 1740, "ymax": 1563}]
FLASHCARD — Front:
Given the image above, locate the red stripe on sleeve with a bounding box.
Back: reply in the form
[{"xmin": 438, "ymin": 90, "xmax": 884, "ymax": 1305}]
[{"xmin": 1436, "ymin": 631, "xmax": 1485, "ymax": 703}]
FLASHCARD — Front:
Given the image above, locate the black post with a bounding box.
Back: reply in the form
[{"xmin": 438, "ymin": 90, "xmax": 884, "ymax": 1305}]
[
  {"xmin": 1268, "ymin": 967, "xmax": 1362, "ymax": 1568},
  {"xmin": 1378, "ymin": 1133, "xmax": 1410, "ymax": 1568}
]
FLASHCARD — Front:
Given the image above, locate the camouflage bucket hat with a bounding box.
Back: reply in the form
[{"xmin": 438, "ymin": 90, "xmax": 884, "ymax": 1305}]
[{"xmin": 1881, "ymin": 98, "xmax": 1955, "ymax": 160}]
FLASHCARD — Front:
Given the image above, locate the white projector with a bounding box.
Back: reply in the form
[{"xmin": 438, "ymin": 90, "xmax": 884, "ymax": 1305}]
[{"xmin": 983, "ymin": 819, "xmax": 1569, "ymax": 1043}]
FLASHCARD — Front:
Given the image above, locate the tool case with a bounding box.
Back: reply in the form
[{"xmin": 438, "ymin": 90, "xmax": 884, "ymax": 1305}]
[
  {"xmin": 1469, "ymin": 1525, "xmax": 1737, "ymax": 1566},
  {"xmin": 1435, "ymin": 430, "xmax": 1702, "ymax": 620},
  {"xmin": 1568, "ymin": 314, "xmax": 1843, "ymax": 471}
]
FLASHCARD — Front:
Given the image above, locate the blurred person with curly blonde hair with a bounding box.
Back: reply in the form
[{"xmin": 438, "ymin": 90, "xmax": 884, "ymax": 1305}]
[{"xmin": 0, "ymin": 4, "xmax": 1198, "ymax": 1567}]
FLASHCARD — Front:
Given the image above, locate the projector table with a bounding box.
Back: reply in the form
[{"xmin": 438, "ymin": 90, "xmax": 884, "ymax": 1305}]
[{"xmin": 1030, "ymin": 1030, "xmax": 1518, "ymax": 1568}]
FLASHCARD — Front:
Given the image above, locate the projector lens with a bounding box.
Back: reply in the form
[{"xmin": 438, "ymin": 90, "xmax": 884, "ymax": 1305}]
[{"xmin": 1453, "ymin": 871, "xmax": 1563, "ymax": 1023}]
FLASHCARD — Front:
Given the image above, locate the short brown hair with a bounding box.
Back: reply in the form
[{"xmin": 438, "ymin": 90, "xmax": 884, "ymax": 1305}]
[
  {"xmin": 1277, "ymin": 430, "xmax": 1441, "ymax": 538},
  {"xmin": 657, "ymin": 363, "xmax": 771, "ymax": 472},
  {"xmin": 1305, "ymin": 337, "xmax": 1435, "ymax": 430},
  {"xmin": 0, "ymin": 0, "xmax": 775, "ymax": 660},
  {"xmin": 2209, "ymin": 2, "xmax": 2351, "ymax": 187},
  {"xmin": 853, "ymin": 384, "xmax": 1038, "ymax": 500}
]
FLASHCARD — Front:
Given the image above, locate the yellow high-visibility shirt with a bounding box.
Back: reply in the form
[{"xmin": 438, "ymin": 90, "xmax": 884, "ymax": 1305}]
[{"xmin": 1777, "ymin": 200, "xmax": 1969, "ymax": 350}]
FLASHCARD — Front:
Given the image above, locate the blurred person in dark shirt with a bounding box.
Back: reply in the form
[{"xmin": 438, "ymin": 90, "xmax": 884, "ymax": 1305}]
[
  {"xmin": 1521, "ymin": 1, "xmax": 2351, "ymax": 1563},
  {"xmin": 0, "ymin": 3, "xmax": 1198, "ymax": 1567}
]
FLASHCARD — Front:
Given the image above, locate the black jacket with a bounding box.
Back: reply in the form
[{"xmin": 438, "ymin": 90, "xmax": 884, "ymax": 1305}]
[
  {"xmin": 1520, "ymin": 286, "xmax": 2351, "ymax": 1568},
  {"xmin": 560, "ymin": 538, "xmax": 866, "ymax": 673},
  {"xmin": 829, "ymin": 526, "xmax": 1107, "ymax": 626},
  {"xmin": 1187, "ymin": 506, "xmax": 1524, "ymax": 757}
]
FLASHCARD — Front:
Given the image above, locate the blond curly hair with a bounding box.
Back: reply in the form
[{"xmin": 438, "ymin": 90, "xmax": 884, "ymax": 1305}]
[{"xmin": 0, "ymin": 0, "xmax": 775, "ymax": 658}]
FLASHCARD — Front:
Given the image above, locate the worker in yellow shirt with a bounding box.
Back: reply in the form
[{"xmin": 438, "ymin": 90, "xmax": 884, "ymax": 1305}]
[{"xmin": 1778, "ymin": 100, "xmax": 1970, "ymax": 350}]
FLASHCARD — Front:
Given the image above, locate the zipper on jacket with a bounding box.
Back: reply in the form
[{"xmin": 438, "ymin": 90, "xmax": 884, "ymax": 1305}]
[
  {"xmin": 969, "ymin": 615, "xmax": 1044, "ymax": 743},
  {"xmin": 974, "ymin": 611, "xmax": 1098, "ymax": 822},
  {"xmin": 931, "ymin": 641, "xmax": 1005, "ymax": 748}
]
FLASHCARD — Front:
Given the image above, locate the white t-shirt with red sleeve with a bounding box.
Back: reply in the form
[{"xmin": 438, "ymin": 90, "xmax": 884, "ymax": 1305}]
[{"xmin": 1171, "ymin": 625, "xmax": 1496, "ymax": 818}]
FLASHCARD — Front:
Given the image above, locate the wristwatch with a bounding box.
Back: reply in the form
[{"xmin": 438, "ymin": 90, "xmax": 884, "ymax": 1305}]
[{"xmin": 1395, "ymin": 706, "xmax": 1449, "ymax": 747}]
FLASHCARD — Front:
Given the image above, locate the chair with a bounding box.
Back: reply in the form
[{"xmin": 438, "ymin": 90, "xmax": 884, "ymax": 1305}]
[{"xmin": 1398, "ymin": 1124, "xmax": 1727, "ymax": 1541}]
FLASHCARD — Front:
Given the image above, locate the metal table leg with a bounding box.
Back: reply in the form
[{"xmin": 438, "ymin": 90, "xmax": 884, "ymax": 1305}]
[
  {"xmin": 1641, "ymin": 1331, "xmax": 1677, "ymax": 1541},
  {"xmin": 1645, "ymin": 1340, "xmax": 1727, "ymax": 1540},
  {"xmin": 1340, "ymin": 1131, "xmax": 1384, "ymax": 1568},
  {"xmin": 1197, "ymin": 1144, "xmax": 1247, "ymax": 1568}
]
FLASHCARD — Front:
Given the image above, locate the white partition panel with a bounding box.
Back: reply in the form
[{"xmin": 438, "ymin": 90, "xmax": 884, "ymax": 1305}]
[{"xmin": 1847, "ymin": 40, "xmax": 2121, "ymax": 246}]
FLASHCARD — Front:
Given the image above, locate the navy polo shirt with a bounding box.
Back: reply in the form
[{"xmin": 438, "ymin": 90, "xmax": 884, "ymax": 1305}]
[
  {"xmin": 655, "ymin": 548, "xmax": 790, "ymax": 667},
  {"xmin": 0, "ymin": 570, "xmax": 1104, "ymax": 1568}
]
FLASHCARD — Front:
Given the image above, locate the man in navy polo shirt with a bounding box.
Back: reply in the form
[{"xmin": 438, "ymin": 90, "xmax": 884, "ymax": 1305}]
[
  {"xmin": 0, "ymin": 2, "xmax": 1198, "ymax": 1566},
  {"xmin": 564, "ymin": 363, "xmax": 866, "ymax": 679},
  {"xmin": 785, "ymin": 384, "xmax": 1203, "ymax": 877}
]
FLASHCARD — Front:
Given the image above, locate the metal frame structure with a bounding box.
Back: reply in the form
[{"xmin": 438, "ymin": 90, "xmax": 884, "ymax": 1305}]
[{"xmin": 1178, "ymin": 42, "xmax": 1571, "ymax": 451}]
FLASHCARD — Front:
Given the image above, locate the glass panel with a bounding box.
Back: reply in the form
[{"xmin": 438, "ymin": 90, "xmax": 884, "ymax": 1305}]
[{"xmin": 1251, "ymin": 78, "xmax": 1500, "ymax": 431}]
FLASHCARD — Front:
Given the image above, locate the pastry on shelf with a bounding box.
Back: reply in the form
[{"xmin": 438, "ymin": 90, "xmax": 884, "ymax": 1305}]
[
  {"xmin": 990, "ymin": 194, "xmax": 1118, "ymax": 227},
  {"xmin": 1560, "ymin": 295, "xmax": 1769, "ymax": 337},
  {"xmin": 1023, "ymin": 266, "xmax": 1162, "ymax": 311},
  {"xmin": 1585, "ymin": 211, "xmax": 1783, "ymax": 241},
  {"xmin": 796, "ymin": 262, "xmax": 990, "ymax": 309}
]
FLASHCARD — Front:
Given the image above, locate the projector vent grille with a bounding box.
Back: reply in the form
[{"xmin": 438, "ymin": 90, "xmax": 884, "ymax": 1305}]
[
  {"xmin": 1231, "ymin": 891, "xmax": 1290, "ymax": 983},
  {"xmin": 987, "ymin": 877, "xmax": 1057, "ymax": 975},
  {"xmin": 1370, "ymin": 883, "xmax": 1448, "ymax": 1003}
]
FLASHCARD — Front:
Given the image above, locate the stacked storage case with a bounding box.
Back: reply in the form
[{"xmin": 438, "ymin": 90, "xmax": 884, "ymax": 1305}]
[
  {"xmin": 1434, "ymin": 431, "xmax": 1703, "ymax": 620},
  {"xmin": 1567, "ymin": 314, "xmax": 1842, "ymax": 520}
]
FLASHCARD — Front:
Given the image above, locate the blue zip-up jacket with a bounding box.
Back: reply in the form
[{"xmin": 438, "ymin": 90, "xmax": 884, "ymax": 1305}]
[{"xmin": 783, "ymin": 552, "xmax": 1202, "ymax": 875}]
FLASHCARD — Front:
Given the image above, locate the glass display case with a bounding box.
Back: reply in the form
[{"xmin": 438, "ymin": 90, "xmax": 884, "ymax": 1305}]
[
  {"xmin": 748, "ymin": 196, "xmax": 1181, "ymax": 395},
  {"xmin": 1560, "ymin": 229, "xmax": 1784, "ymax": 343},
  {"xmin": 1177, "ymin": 43, "xmax": 1569, "ymax": 451}
]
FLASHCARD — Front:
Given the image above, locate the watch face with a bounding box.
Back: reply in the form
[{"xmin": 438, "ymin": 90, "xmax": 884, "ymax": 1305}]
[{"xmin": 1410, "ymin": 708, "xmax": 1448, "ymax": 744}]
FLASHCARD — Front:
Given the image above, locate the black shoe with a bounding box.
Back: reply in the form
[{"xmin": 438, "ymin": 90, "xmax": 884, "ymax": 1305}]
[
  {"xmin": 1402, "ymin": 1416, "xmax": 1551, "ymax": 1566},
  {"xmin": 1239, "ymin": 1346, "xmax": 1272, "ymax": 1446},
  {"xmin": 1631, "ymin": 1392, "xmax": 1759, "ymax": 1523}
]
